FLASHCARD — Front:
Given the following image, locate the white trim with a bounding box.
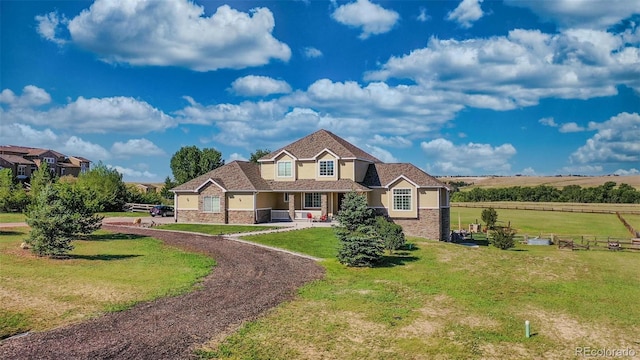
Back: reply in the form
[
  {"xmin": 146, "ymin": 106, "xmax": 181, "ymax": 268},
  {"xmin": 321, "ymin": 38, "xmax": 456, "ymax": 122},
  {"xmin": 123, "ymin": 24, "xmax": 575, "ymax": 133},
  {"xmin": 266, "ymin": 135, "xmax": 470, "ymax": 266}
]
[
  {"xmin": 312, "ymin": 148, "xmax": 340, "ymax": 160},
  {"xmin": 202, "ymin": 195, "xmax": 222, "ymax": 213},
  {"xmin": 227, "ymin": 208, "xmax": 254, "ymax": 211},
  {"xmin": 303, "ymin": 192, "xmax": 322, "ymax": 209},
  {"xmin": 174, "ymin": 192, "xmax": 178, "ymax": 221},
  {"xmin": 266, "ymin": 149, "xmax": 298, "ymax": 161},
  {"xmin": 255, "ymin": 207, "xmax": 272, "ymax": 211},
  {"xmin": 195, "ymin": 178, "xmax": 227, "ymax": 193},
  {"xmin": 418, "ymin": 207, "xmax": 440, "ymax": 210},
  {"xmin": 178, "ymin": 207, "xmax": 199, "ymax": 210},
  {"xmin": 386, "ymin": 175, "xmax": 420, "ymax": 189},
  {"xmin": 283, "ymin": 193, "xmax": 289, "ymax": 202}
]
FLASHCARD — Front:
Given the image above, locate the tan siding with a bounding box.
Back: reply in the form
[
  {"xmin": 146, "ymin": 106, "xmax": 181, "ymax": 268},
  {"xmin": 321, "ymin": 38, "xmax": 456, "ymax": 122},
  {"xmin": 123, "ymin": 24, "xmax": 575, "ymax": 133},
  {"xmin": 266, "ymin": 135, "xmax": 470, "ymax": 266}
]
[
  {"xmin": 369, "ymin": 188, "xmax": 387, "ymax": 208},
  {"xmin": 297, "ymin": 161, "xmax": 315, "ymax": 179},
  {"xmin": 227, "ymin": 193, "xmax": 254, "ymax": 210},
  {"xmin": 274, "ymin": 153, "xmax": 295, "ymax": 181},
  {"xmin": 256, "ymin": 192, "xmax": 276, "ymax": 209},
  {"xmin": 177, "ymin": 194, "xmax": 199, "ymax": 209},
  {"xmin": 387, "ymin": 179, "xmax": 417, "ymax": 218},
  {"xmin": 418, "ymin": 189, "xmax": 439, "ymax": 208},
  {"xmin": 354, "ymin": 160, "xmax": 370, "ymax": 182},
  {"xmin": 339, "ymin": 160, "xmax": 354, "ymax": 181},
  {"xmin": 261, "ymin": 163, "xmax": 274, "ymax": 180}
]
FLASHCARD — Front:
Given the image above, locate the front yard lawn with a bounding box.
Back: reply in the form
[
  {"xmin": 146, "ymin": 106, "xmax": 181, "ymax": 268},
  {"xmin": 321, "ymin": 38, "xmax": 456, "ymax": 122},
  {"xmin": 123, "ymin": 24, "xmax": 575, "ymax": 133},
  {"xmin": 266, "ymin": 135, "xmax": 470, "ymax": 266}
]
[{"xmin": 156, "ymin": 223, "xmax": 280, "ymax": 235}]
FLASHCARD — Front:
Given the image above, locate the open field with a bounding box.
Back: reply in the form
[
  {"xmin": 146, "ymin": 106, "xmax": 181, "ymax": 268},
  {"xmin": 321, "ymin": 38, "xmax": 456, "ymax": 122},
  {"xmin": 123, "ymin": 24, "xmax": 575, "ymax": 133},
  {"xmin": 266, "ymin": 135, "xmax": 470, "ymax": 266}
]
[
  {"xmin": 439, "ymin": 175, "xmax": 640, "ymax": 189},
  {"xmin": 452, "ymin": 201, "xmax": 640, "ymax": 215},
  {"xmin": 0, "ymin": 228, "xmax": 214, "ymax": 339},
  {"xmin": 0, "ymin": 212, "xmax": 151, "ymax": 224},
  {"xmin": 197, "ymin": 227, "xmax": 640, "ymax": 359}
]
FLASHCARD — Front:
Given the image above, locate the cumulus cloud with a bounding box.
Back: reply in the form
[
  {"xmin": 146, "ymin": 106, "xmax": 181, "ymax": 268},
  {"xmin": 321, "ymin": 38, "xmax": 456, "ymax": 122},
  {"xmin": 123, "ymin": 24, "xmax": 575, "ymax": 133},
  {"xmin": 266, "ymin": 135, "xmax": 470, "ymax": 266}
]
[
  {"xmin": 521, "ymin": 167, "xmax": 536, "ymax": 176},
  {"xmin": 331, "ymin": 0, "xmax": 400, "ymax": 39},
  {"xmin": 230, "ymin": 75, "xmax": 292, "ymax": 97},
  {"xmin": 35, "ymin": 11, "xmax": 67, "ymax": 45},
  {"xmin": 421, "ymin": 138, "xmax": 516, "ymax": 175},
  {"xmin": 365, "ymin": 145, "xmax": 398, "ymax": 163},
  {"xmin": 560, "ymin": 165, "xmax": 603, "ymax": 174},
  {"xmin": 108, "ymin": 164, "xmax": 157, "ymax": 180},
  {"xmin": 539, "ymin": 117, "xmax": 558, "ymax": 127},
  {"xmin": 366, "ymin": 28, "xmax": 640, "ymax": 108},
  {"xmin": 503, "ymin": 0, "xmax": 640, "ymax": 29},
  {"xmin": 1, "ymin": 87, "xmax": 175, "ymax": 134},
  {"xmin": 303, "ymin": 47, "xmax": 323, "ymax": 58},
  {"xmin": 62, "ymin": 136, "xmax": 110, "ymax": 161},
  {"xmin": 369, "ymin": 134, "xmax": 412, "ymax": 147},
  {"xmin": 228, "ymin": 153, "xmax": 248, "ymax": 162},
  {"xmin": 37, "ymin": 0, "xmax": 291, "ymax": 71},
  {"xmin": 614, "ymin": 168, "xmax": 640, "ymax": 176},
  {"xmin": 559, "ymin": 122, "xmax": 586, "ymax": 133},
  {"xmin": 447, "ymin": 0, "xmax": 484, "ymax": 29},
  {"xmin": 0, "ymin": 85, "xmax": 51, "ymax": 108},
  {"xmin": 570, "ymin": 112, "xmax": 640, "ymax": 164},
  {"xmin": 111, "ymin": 138, "xmax": 165, "ymax": 158}
]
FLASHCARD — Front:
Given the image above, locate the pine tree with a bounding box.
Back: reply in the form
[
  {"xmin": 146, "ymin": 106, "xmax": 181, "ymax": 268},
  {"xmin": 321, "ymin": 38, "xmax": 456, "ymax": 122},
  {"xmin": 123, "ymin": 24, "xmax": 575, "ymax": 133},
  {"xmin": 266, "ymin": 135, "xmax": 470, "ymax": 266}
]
[{"xmin": 335, "ymin": 191, "xmax": 383, "ymax": 267}]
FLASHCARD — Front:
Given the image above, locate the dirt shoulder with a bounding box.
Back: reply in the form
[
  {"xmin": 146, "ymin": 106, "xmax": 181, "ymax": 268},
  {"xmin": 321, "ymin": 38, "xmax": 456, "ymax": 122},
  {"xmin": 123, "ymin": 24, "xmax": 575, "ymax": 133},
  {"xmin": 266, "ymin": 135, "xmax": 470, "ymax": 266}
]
[{"xmin": 0, "ymin": 225, "xmax": 325, "ymax": 359}]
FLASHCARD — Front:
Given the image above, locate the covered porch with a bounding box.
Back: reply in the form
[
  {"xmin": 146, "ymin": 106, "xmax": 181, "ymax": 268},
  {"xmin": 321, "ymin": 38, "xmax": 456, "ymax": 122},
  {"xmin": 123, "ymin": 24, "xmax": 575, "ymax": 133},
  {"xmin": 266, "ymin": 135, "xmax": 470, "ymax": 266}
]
[{"xmin": 264, "ymin": 191, "xmax": 347, "ymax": 222}]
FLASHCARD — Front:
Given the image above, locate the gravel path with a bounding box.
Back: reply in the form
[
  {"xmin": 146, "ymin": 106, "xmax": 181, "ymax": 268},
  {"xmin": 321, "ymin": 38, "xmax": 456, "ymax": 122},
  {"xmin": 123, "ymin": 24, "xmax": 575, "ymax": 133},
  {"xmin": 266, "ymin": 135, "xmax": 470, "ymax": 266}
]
[{"xmin": 0, "ymin": 225, "xmax": 325, "ymax": 359}]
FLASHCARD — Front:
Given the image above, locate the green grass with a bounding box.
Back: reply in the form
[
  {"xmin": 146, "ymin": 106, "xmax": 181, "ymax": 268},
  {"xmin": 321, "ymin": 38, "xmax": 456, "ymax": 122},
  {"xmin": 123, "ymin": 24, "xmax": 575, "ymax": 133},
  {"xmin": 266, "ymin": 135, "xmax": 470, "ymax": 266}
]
[
  {"xmin": 198, "ymin": 228, "xmax": 640, "ymax": 359},
  {"xmin": 0, "ymin": 227, "xmax": 214, "ymax": 339},
  {"xmin": 0, "ymin": 211, "xmax": 151, "ymax": 223},
  {"xmin": 156, "ymin": 223, "xmax": 279, "ymax": 235}
]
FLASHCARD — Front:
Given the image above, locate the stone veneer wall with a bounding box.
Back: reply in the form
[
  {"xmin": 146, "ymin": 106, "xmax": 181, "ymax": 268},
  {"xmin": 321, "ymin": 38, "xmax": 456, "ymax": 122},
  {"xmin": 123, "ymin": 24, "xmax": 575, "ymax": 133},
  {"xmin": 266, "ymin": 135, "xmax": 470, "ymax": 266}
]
[
  {"xmin": 373, "ymin": 208, "xmax": 449, "ymax": 241},
  {"xmin": 228, "ymin": 210, "xmax": 255, "ymax": 224},
  {"xmin": 177, "ymin": 183, "xmax": 226, "ymax": 223}
]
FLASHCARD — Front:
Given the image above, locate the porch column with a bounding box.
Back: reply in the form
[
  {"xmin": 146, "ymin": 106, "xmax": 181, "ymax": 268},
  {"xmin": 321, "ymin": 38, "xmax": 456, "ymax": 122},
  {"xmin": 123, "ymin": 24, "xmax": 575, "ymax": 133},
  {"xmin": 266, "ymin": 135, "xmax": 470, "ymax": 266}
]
[
  {"xmin": 288, "ymin": 193, "xmax": 295, "ymax": 220},
  {"xmin": 321, "ymin": 193, "xmax": 328, "ymax": 216}
]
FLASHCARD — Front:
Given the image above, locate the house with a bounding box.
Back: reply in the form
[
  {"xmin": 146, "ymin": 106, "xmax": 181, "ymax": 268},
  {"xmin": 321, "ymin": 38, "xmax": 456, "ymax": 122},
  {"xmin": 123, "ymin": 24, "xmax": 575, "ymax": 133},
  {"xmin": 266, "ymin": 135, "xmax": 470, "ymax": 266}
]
[
  {"xmin": 0, "ymin": 145, "xmax": 91, "ymax": 180},
  {"xmin": 171, "ymin": 130, "xmax": 451, "ymax": 240}
]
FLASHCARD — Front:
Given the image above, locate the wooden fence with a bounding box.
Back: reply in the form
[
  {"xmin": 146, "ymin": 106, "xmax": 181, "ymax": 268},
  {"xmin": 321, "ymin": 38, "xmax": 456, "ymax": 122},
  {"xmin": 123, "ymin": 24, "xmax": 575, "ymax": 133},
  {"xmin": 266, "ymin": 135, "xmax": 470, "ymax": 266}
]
[
  {"xmin": 452, "ymin": 203, "xmax": 640, "ymax": 215},
  {"xmin": 123, "ymin": 203, "xmax": 156, "ymax": 213}
]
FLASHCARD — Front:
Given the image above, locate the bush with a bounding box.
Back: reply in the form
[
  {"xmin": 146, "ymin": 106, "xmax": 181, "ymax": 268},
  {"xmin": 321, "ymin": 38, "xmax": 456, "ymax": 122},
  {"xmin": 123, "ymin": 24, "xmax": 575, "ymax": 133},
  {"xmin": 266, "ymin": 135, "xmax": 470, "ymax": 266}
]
[
  {"xmin": 489, "ymin": 227, "xmax": 516, "ymax": 250},
  {"xmin": 481, "ymin": 207, "xmax": 498, "ymax": 230},
  {"xmin": 376, "ymin": 216, "xmax": 405, "ymax": 254}
]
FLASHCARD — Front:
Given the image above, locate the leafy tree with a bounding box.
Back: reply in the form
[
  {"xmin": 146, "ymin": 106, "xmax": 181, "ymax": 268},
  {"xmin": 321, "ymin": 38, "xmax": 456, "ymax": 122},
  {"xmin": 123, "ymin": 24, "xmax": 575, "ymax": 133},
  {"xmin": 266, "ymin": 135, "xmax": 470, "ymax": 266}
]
[
  {"xmin": 170, "ymin": 146, "xmax": 224, "ymax": 184},
  {"xmin": 481, "ymin": 207, "xmax": 498, "ymax": 230},
  {"xmin": 29, "ymin": 161, "xmax": 53, "ymax": 201},
  {"xmin": 335, "ymin": 191, "xmax": 383, "ymax": 267},
  {"xmin": 25, "ymin": 183, "xmax": 102, "ymax": 257},
  {"xmin": 489, "ymin": 226, "xmax": 516, "ymax": 250},
  {"xmin": 75, "ymin": 162, "xmax": 128, "ymax": 212},
  {"xmin": 249, "ymin": 149, "xmax": 271, "ymax": 163},
  {"xmin": 124, "ymin": 184, "xmax": 163, "ymax": 205},
  {"xmin": 0, "ymin": 169, "xmax": 29, "ymax": 212},
  {"xmin": 376, "ymin": 216, "xmax": 405, "ymax": 254}
]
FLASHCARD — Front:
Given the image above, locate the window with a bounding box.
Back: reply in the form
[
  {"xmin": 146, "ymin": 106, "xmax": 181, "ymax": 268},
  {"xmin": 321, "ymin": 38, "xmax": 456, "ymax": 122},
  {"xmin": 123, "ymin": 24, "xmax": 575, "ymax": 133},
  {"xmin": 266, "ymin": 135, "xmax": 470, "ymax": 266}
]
[
  {"xmin": 60, "ymin": 168, "xmax": 66, "ymax": 175},
  {"xmin": 393, "ymin": 189, "xmax": 412, "ymax": 211},
  {"xmin": 44, "ymin": 157, "xmax": 55, "ymax": 164},
  {"xmin": 203, "ymin": 196, "xmax": 221, "ymax": 213},
  {"xmin": 277, "ymin": 161, "xmax": 292, "ymax": 177},
  {"xmin": 283, "ymin": 193, "xmax": 289, "ymax": 202},
  {"xmin": 80, "ymin": 163, "xmax": 88, "ymax": 173},
  {"xmin": 304, "ymin": 193, "xmax": 322, "ymax": 208},
  {"xmin": 17, "ymin": 165, "xmax": 26, "ymax": 176},
  {"xmin": 318, "ymin": 160, "xmax": 335, "ymax": 176}
]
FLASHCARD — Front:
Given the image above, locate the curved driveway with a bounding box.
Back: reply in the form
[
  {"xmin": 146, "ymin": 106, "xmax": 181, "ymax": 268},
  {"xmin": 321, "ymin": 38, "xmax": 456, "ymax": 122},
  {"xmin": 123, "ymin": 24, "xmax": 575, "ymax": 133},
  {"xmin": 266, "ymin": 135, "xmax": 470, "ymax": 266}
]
[{"xmin": 0, "ymin": 225, "xmax": 325, "ymax": 359}]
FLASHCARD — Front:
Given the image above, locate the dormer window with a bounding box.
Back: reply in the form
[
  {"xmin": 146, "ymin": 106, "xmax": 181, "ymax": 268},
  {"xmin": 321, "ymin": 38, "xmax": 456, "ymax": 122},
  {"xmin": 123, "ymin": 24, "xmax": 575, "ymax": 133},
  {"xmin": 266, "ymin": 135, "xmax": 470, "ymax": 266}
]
[
  {"xmin": 44, "ymin": 157, "xmax": 55, "ymax": 164},
  {"xmin": 318, "ymin": 160, "xmax": 335, "ymax": 177},
  {"xmin": 277, "ymin": 161, "xmax": 292, "ymax": 177}
]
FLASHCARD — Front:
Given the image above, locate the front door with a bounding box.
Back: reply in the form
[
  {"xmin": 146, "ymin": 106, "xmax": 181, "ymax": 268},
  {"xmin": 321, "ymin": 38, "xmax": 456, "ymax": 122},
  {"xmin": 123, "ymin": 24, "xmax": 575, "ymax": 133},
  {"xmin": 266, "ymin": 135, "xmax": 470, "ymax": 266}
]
[{"xmin": 337, "ymin": 193, "xmax": 345, "ymax": 213}]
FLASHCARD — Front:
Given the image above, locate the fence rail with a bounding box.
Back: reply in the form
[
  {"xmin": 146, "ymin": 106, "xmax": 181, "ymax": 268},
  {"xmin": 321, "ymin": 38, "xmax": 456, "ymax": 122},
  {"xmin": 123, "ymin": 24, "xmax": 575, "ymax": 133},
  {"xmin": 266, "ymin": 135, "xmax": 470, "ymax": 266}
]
[
  {"xmin": 123, "ymin": 203, "xmax": 156, "ymax": 212},
  {"xmin": 452, "ymin": 202, "xmax": 640, "ymax": 215}
]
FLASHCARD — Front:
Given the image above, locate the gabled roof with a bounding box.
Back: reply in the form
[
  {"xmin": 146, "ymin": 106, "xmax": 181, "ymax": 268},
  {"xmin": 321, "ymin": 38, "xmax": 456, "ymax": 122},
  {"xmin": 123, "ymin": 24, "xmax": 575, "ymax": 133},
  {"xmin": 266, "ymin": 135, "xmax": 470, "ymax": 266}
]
[
  {"xmin": 172, "ymin": 161, "xmax": 271, "ymax": 192},
  {"xmin": 0, "ymin": 154, "xmax": 35, "ymax": 165},
  {"xmin": 260, "ymin": 129, "xmax": 381, "ymax": 163},
  {"xmin": 268, "ymin": 179, "xmax": 370, "ymax": 192},
  {"xmin": 361, "ymin": 163, "xmax": 449, "ymax": 189},
  {"xmin": 0, "ymin": 145, "xmax": 64, "ymax": 159}
]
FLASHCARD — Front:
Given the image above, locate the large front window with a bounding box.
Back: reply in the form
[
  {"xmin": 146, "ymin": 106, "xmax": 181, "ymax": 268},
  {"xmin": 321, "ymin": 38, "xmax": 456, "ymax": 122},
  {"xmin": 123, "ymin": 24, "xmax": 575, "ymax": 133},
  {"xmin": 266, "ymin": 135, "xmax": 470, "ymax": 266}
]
[
  {"xmin": 304, "ymin": 193, "xmax": 322, "ymax": 208},
  {"xmin": 203, "ymin": 196, "xmax": 221, "ymax": 213},
  {"xmin": 17, "ymin": 165, "xmax": 26, "ymax": 176},
  {"xmin": 318, "ymin": 160, "xmax": 335, "ymax": 176},
  {"xmin": 393, "ymin": 189, "xmax": 411, "ymax": 211},
  {"xmin": 277, "ymin": 161, "xmax": 292, "ymax": 177}
]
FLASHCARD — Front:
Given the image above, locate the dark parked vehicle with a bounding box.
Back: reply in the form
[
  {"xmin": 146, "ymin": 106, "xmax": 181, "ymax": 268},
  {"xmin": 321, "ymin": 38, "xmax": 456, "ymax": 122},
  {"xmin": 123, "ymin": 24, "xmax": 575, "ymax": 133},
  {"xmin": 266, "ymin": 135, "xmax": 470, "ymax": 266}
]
[{"xmin": 150, "ymin": 205, "xmax": 174, "ymax": 217}]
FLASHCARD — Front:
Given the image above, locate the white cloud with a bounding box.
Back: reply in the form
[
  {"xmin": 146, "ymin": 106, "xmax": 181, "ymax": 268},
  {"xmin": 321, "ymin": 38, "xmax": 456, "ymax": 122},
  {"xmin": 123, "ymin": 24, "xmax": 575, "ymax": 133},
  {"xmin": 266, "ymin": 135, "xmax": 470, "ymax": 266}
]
[
  {"xmin": 570, "ymin": 112, "xmax": 640, "ymax": 164},
  {"xmin": 614, "ymin": 168, "xmax": 640, "ymax": 176},
  {"xmin": 111, "ymin": 138, "xmax": 165, "ymax": 158},
  {"xmin": 331, "ymin": 0, "xmax": 400, "ymax": 39},
  {"xmin": 2, "ymin": 88, "xmax": 175, "ymax": 134},
  {"xmin": 417, "ymin": 7, "xmax": 430, "ymax": 22},
  {"xmin": 447, "ymin": 0, "xmax": 484, "ymax": 29},
  {"xmin": 0, "ymin": 123, "xmax": 59, "ymax": 148},
  {"xmin": 228, "ymin": 153, "xmax": 248, "ymax": 162},
  {"xmin": 35, "ymin": 11, "xmax": 67, "ymax": 46},
  {"xmin": 0, "ymin": 85, "xmax": 51, "ymax": 108},
  {"xmin": 369, "ymin": 134, "xmax": 412, "ymax": 147},
  {"xmin": 365, "ymin": 145, "xmax": 398, "ymax": 163},
  {"xmin": 230, "ymin": 75, "xmax": 292, "ymax": 97},
  {"xmin": 366, "ymin": 28, "xmax": 640, "ymax": 108},
  {"xmin": 303, "ymin": 47, "xmax": 323, "ymax": 58},
  {"xmin": 38, "ymin": 1, "xmax": 290, "ymax": 71},
  {"xmin": 560, "ymin": 165, "xmax": 603, "ymax": 174},
  {"xmin": 521, "ymin": 167, "xmax": 536, "ymax": 176},
  {"xmin": 559, "ymin": 122, "xmax": 586, "ymax": 133},
  {"xmin": 421, "ymin": 138, "xmax": 516, "ymax": 175},
  {"xmin": 62, "ymin": 136, "xmax": 110, "ymax": 161},
  {"xmin": 539, "ymin": 117, "xmax": 558, "ymax": 127},
  {"xmin": 503, "ymin": 0, "xmax": 640, "ymax": 29},
  {"xmin": 107, "ymin": 164, "xmax": 157, "ymax": 180}
]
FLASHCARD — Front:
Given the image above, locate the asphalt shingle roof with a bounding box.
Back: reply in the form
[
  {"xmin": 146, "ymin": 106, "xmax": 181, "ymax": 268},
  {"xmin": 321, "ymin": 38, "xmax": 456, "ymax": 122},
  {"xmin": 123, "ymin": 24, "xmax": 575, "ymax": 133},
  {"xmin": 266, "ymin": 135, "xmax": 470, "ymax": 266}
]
[{"xmin": 362, "ymin": 163, "xmax": 449, "ymax": 188}]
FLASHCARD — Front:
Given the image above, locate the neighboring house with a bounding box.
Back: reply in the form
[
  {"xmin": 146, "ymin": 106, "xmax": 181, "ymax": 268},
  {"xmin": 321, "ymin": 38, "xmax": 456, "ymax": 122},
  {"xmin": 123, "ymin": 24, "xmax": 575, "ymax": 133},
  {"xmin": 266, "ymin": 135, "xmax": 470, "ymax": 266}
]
[
  {"xmin": 135, "ymin": 183, "xmax": 158, "ymax": 193},
  {"xmin": 172, "ymin": 129, "xmax": 451, "ymax": 240},
  {"xmin": 0, "ymin": 145, "xmax": 91, "ymax": 180}
]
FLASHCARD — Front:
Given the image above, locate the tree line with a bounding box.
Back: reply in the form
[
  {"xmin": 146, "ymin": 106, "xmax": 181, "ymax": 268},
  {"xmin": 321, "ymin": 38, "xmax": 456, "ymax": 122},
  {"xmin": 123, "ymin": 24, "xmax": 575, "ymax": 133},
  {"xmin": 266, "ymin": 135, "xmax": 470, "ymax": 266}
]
[{"xmin": 451, "ymin": 182, "xmax": 640, "ymax": 204}]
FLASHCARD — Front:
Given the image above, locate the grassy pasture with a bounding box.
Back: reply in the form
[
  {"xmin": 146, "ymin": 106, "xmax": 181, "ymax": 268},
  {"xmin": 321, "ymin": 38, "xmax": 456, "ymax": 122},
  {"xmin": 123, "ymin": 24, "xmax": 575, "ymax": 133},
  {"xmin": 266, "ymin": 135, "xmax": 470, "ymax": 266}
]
[
  {"xmin": 0, "ymin": 228, "xmax": 214, "ymax": 339},
  {"xmin": 440, "ymin": 175, "xmax": 640, "ymax": 189},
  {"xmin": 0, "ymin": 211, "xmax": 151, "ymax": 223},
  {"xmin": 197, "ymin": 227, "xmax": 640, "ymax": 359}
]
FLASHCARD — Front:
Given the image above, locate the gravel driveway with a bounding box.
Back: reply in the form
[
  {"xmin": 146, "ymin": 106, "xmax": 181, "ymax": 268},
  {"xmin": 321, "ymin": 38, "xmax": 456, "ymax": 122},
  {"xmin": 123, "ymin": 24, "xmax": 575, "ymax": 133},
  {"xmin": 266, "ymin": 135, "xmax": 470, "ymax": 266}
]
[{"xmin": 0, "ymin": 225, "xmax": 325, "ymax": 359}]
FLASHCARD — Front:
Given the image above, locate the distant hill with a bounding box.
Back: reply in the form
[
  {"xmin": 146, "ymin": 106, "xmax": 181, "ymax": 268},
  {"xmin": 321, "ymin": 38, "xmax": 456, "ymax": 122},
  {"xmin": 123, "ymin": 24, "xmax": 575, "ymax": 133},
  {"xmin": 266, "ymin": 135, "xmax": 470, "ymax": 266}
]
[{"xmin": 438, "ymin": 175, "xmax": 640, "ymax": 190}]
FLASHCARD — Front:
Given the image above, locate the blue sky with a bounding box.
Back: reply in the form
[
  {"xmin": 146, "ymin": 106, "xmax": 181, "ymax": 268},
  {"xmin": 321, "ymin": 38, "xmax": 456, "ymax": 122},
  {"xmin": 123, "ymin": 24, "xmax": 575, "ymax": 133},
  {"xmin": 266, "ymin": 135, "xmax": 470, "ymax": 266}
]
[{"xmin": 1, "ymin": 0, "xmax": 639, "ymax": 182}]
